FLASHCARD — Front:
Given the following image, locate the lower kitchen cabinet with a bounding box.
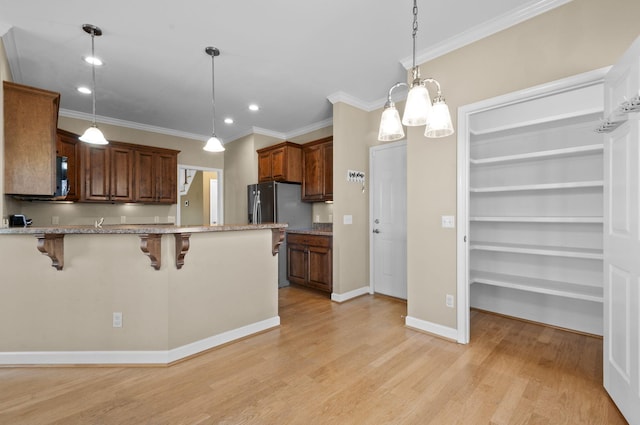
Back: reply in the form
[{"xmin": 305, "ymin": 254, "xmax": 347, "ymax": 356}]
[{"xmin": 287, "ymin": 233, "xmax": 332, "ymax": 293}]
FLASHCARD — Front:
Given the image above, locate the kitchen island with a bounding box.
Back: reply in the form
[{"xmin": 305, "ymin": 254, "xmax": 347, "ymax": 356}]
[{"xmin": 0, "ymin": 224, "xmax": 286, "ymax": 365}]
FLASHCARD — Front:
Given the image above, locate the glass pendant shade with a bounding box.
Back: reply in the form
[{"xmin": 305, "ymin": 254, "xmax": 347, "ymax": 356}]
[
  {"xmin": 378, "ymin": 104, "xmax": 405, "ymax": 141},
  {"xmin": 79, "ymin": 124, "xmax": 108, "ymax": 145},
  {"xmin": 402, "ymin": 83, "xmax": 432, "ymax": 126},
  {"xmin": 203, "ymin": 135, "xmax": 225, "ymax": 152},
  {"xmin": 424, "ymin": 98, "xmax": 454, "ymax": 138}
]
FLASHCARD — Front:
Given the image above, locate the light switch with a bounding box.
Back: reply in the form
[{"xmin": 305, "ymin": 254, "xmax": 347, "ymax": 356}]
[
  {"xmin": 343, "ymin": 215, "xmax": 353, "ymax": 225},
  {"xmin": 441, "ymin": 215, "xmax": 455, "ymax": 228}
]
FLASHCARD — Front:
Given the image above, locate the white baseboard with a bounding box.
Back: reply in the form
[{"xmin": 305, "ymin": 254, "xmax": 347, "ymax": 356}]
[
  {"xmin": 405, "ymin": 316, "xmax": 458, "ymax": 341},
  {"xmin": 331, "ymin": 286, "xmax": 371, "ymax": 303},
  {"xmin": 0, "ymin": 316, "xmax": 280, "ymax": 366}
]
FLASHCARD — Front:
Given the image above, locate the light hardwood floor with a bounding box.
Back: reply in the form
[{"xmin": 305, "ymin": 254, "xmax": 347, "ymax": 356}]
[{"xmin": 0, "ymin": 286, "xmax": 626, "ymax": 424}]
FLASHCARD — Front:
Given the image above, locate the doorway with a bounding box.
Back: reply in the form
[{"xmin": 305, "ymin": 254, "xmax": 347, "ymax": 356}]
[
  {"xmin": 177, "ymin": 165, "xmax": 224, "ymax": 226},
  {"xmin": 369, "ymin": 140, "xmax": 407, "ymax": 299}
]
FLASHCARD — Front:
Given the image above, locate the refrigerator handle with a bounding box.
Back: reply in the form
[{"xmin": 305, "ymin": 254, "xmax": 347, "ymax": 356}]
[
  {"xmin": 256, "ymin": 190, "xmax": 262, "ymax": 224},
  {"xmin": 251, "ymin": 190, "xmax": 258, "ymax": 224}
]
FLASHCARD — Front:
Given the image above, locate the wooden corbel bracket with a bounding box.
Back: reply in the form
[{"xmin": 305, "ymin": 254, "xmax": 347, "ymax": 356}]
[
  {"xmin": 174, "ymin": 233, "xmax": 191, "ymax": 269},
  {"xmin": 35, "ymin": 233, "xmax": 65, "ymax": 271},
  {"xmin": 271, "ymin": 228, "xmax": 285, "ymax": 256},
  {"xmin": 139, "ymin": 234, "xmax": 162, "ymax": 270}
]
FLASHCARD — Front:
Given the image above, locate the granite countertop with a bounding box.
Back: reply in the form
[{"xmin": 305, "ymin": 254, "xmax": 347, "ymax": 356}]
[
  {"xmin": 286, "ymin": 229, "xmax": 332, "ymax": 236},
  {"xmin": 0, "ymin": 223, "xmax": 287, "ymax": 235}
]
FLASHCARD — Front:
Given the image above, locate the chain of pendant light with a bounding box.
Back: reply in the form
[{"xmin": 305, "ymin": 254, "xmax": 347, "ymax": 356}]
[{"xmin": 412, "ymin": 0, "xmax": 418, "ymax": 70}]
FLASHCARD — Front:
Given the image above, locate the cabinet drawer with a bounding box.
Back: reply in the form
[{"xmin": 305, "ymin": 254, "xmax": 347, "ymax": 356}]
[{"xmin": 287, "ymin": 233, "xmax": 332, "ymax": 248}]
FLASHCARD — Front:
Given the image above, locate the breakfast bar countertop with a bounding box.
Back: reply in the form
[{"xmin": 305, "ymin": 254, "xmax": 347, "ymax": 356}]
[{"xmin": 0, "ymin": 223, "xmax": 286, "ymax": 235}]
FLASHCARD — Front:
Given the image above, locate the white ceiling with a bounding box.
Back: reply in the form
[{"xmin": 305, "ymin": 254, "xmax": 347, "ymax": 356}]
[{"xmin": 0, "ymin": 0, "xmax": 566, "ymax": 145}]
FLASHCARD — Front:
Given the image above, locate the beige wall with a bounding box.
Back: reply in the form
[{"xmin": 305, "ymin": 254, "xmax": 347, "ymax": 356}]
[
  {"xmin": 405, "ymin": 0, "xmax": 640, "ymax": 328},
  {"xmin": 0, "ymin": 229, "xmax": 278, "ymax": 353},
  {"xmin": 181, "ymin": 170, "xmax": 204, "ymax": 225},
  {"xmin": 332, "ymin": 102, "xmax": 384, "ymax": 294}
]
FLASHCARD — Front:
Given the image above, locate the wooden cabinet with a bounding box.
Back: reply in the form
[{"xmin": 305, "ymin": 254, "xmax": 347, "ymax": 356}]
[
  {"xmin": 3, "ymin": 81, "xmax": 60, "ymax": 195},
  {"xmin": 56, "ymin": 129, "xmax": 81, "ymax": 201},
  {"xmin": 135, "ymin": 148, "xmax": 178, "ymax": 204},
  {"xmin": 81, "ymin": 141, "xmax": 179, "ymax": 204},
  {"xmin": 257, "ymin": 142, "xmax": 302, "ymax": 183},
  {"xmin": 287, "ymin": 233, "xmax": 332, "ymax": 293},
  {"xmin": 302, "ymin": 137, "xmax": 333, "ymax": 202},
  {"xmin": 82, "ymin": 143, "xmax": 135, "ymax": 202}
]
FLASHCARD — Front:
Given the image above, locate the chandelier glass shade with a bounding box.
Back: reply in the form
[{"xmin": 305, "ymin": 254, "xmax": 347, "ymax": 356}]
[{"xmin": 377, "ymin": 0, "xmax": 454, "ymax": 142}]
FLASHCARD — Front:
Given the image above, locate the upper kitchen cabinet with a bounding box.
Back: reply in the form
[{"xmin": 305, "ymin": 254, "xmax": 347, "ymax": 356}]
[
  {"xmin": 56, "ymin": 129, "xmax": 81, "ymax": 201},
  {"xmin": 81, "ymin": 143, "xmax": 135, "ymax": 202},
  {"xmin": 257, "ymin": 142, "xmax": 302, "ymax": 183},
  {"xmin": 302, "ymin": 136, "xmax": 333, "ymax": 202},
  {"xmin": 135, "ymin": 147, "xmax": 179, "ymax": 204},
  {"xmin": 3, "ymin": 81, "xmax": 60, "ymax": 196},
  {"xmin": 81, "ymin": 141, "xmax": 179, "ymax": 204}
]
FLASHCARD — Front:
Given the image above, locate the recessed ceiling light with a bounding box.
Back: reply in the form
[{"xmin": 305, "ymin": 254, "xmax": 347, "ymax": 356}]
[
  {"xmin": 249, "ymin": 104, "xmax": 260, "ymax": 111},
  {"xmin": 77, "ymin": 86, "xmax": 92, "ymax": 94},
  {"xmin": 224, "ymin": 117, "xmax": 234, "ymax": 124},
  {"xmin": 83, "ymin": 56, "xmax": 103, "ymax": 66}
]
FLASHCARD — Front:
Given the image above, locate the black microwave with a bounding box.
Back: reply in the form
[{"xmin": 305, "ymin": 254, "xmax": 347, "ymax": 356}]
[{"xmin": 54, "ymin": 155, "xmax": 69, "ymax": 197}]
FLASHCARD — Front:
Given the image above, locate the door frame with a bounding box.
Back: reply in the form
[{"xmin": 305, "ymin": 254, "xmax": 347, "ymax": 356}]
[
  {"xmin": 176, "ymin": 164, "xmax": 224, "ymax": 226},
  {"xmin": 369, "ymin": 139, "xmax": 407, "ymax": 296},
  {"xmin": 456, "ymin": 67, "xmax": 609, "ymax": 344}
]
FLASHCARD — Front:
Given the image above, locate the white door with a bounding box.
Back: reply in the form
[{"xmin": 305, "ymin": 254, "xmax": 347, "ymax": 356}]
[
  {"xmin": 603, "ymin": 36, "xmax": 640, "ymax": 425},
  {"xmin": 370, "ymin": 141, "xmax": 407, "ymax": 299},
  {"xmin": 210, "ymin": 178, "xmax": 218, "ymax": 225}
]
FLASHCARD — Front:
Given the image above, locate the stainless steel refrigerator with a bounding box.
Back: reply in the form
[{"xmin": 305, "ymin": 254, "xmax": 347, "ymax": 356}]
[{"xmin": 248, "ymin": 181, "xmax": 312, "ymax": 287}]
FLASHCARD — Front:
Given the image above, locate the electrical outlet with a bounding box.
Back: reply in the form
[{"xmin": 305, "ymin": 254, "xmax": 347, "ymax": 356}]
[
  {"xmin": 446, "ymin": 294, "xmax": 454, "ymax": 308},
  {"xmin": 51, "ymin": 216, "xmax": 59, "ymax": 225},
  {"xmin": 343, "ymin": 215, "xmax": 353, "ymax": 225},
  {"xmin": 112, "ymin": 312, "xmax": 123, "ymax": 328},
  {"xmin": 120, "ymin": 216, "xmax": 126, "ymax": 224}
]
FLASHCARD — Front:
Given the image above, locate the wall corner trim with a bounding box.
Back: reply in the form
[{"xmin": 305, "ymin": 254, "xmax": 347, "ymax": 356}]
[
  {"xmin": 331, "ymin": 286, "xmax": 371, "ymax": 303},
  {"xmin": 405, "ymin": 316, "xmax": 458, "ymax": 341},
  {"xmin": 0, "ymin": 316, "xmax": 280, "ymax": 366}
]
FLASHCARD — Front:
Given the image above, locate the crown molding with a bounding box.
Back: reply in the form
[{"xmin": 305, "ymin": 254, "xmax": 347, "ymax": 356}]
[
  {"xmin": 327, "ymin": 91, "xmax": 379, "ymax": 111},
  {"xmin": 284, "ymin": 117, "xmax": 333, "ymax": 139},
  {"xmin": 0, "ymin": 22, "xmax": 11, "ymax": 37},
  {"xmin": 1, "ymin": 27, "xmax": 23, "ymax": 83},
  {"xmin": 252, "ymin": 126, "xmax": 288, "ymax": 140},
  {"xmin": 59, "ymin": 109, "xmax": 208, "ymax": 142},
  {"xmin": 401, "ymin": 0, "xmax": 572, "ymax": 68}
]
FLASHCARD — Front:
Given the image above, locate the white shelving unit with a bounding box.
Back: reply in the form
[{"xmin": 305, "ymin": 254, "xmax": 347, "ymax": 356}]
[{"xmin": 467, "ymin": 84, "xmax": 605, "ymax": 335}]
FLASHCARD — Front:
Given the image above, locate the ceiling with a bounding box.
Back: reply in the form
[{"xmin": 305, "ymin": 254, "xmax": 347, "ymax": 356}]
[{"xmin": 0, "ymin": 0, "xmax": 561, "ymax": 146}]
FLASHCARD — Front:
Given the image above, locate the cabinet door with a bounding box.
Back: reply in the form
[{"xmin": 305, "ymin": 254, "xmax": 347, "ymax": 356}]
[
  {"xmin": 323, "ymin": 144, "xmax": 333, "ymax": 200},
  {"xmin": 271, "ymin": 148, "xmax": 286, "ymax": 181},
  {"xmin": 3, "ymin": 82, "xmax": 60, "ymax": 196},
  {"xmin": 156, "ymin": 152, "xmax": 177, "ymax": 203},
  {"xmin": 83, "ymin": 145, "xmax": 111, "ymax": 201},
  {"xmin": 258, "ymin": 151, "xmax": 273, "ymax": 182},
  {"xmin": 308, "ymin": 246, "xmax": 332, "ymax": 291},
  {"xmin": 287, "ymin": 244, "xmax": 308, "ymax": 285},
  {"xmin": 302, "ymin": 145, "xmax": 323, "ymax": 200},
  {"xmin": 110, "ymin": 146, "xmax": 134, "ymax": 202},
  {"xmin": 56, "ymin": 131, "xmax": 80, "ymax": 201},
  {"xmin": 134, "ymin": 150, "xmax": 156, "ymax": 202}
]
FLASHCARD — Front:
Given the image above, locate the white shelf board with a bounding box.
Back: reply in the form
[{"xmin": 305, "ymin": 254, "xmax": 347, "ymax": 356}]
[
  {"xmin": 469, "ymin": 108, "xmax": 603, "ymax": 137},
  {"xmin": 470, "ymin": 144, "xmax": 603, "ymax": 166},
  {"xmin": 470, "ymin": 270, "xmax": 603, "ymax": 303},
  {"xmin": 469, "ymin": 241, "xmax": 603, "ymax": 260},
  {"xmin": 470, "ymin": 180, "xmax": 604, "ymax": 193},
  {"xmin": 470, "ymin": 216, "xmax": 603, "ymax": 223}
]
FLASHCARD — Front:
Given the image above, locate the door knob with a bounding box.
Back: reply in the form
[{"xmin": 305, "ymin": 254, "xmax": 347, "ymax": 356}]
[
  {"xmin": 374, "ymin": 219, "xmax": 380, "ymax": 224},
  {"xmin": 373, "ymin": 228, "xmax": 380, "ymax": 233}
]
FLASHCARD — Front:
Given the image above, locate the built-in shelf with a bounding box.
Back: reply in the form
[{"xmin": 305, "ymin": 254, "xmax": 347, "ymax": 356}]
[
  {"xmin": 470, "ymin": 270, "xmax": 603, "ymax": 303},
  {"xmin": 470, "ymin": 180, "xmax": 603, "ymax": 193},
  {"xmin": 470, "ymin": 144, "xmax": 604, "ymax": 165},
  {"xmin": 469, "ymin": 241, "xmax": 603, "ymax": 260},
  {"xmin": 470, "ymin": 216, "xmax": 604, "ymax": 223}
]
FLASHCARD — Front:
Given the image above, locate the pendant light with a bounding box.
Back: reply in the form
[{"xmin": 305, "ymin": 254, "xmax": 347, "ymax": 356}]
[
  {"xmin": 79, "ymin": 24, "xmax": 108, "ymax": 145},
  {"xmin": 203, "ymin": 46, "xmax": 225, "ymax": 152},
  {"xmin": 377, "ymin": 0, "xmax": 454, "ymax": 141}
]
